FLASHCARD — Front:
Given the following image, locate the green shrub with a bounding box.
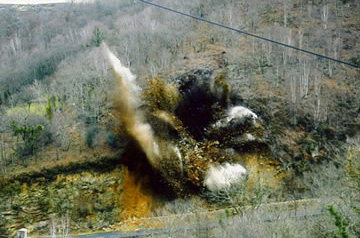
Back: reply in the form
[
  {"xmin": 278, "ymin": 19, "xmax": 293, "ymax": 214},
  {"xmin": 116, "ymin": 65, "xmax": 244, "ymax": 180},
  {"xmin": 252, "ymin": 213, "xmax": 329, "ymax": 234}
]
[
  {"xmin": 85, "ymin": 126, "xmax": 98, "ymax": 148},
  {"xmin": 11, "ymin": 119, "xmax": 45, "ymax": 158},
  {"xmin": 90, "ymin": 27, "xmax": 104, "ymax": 47},
  {"xmin": 327, "ymin": 205, "xmax": 349, "ymax": 238},
  {"xmin": 45, "ymin": 97, "xmax": 53, "ymax": 120},
  {"xmin": 106, "ymin": 131, "xmax": 123, "ymax": 149}
]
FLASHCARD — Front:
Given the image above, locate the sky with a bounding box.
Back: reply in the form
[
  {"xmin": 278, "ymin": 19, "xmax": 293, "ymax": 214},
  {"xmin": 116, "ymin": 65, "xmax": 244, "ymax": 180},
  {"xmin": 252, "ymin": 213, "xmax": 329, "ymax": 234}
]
[{"xmin": 0, "ymin": 0, "xmax": 90, "ymax": 4}]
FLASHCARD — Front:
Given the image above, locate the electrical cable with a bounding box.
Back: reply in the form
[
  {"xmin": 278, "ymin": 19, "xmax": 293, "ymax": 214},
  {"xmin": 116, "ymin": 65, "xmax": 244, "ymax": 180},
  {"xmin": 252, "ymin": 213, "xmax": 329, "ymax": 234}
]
[{"xmin": 138, "ymin": 0, "xmax": 359, "ymax": 68}]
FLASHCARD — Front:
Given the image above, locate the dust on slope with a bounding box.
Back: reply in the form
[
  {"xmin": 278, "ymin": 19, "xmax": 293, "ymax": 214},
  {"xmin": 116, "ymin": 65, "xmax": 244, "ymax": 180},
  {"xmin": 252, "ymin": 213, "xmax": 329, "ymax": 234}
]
[{"xmin": 116, "ymin": 167, "xmax": 152, "ymax": 231}]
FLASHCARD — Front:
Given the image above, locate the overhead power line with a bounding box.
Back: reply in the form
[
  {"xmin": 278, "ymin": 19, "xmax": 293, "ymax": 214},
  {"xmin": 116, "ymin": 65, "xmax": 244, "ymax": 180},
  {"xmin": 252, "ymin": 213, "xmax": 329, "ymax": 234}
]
[{"xmin": 138, "ymin": 0, "xmax": 359, "ymax": 69}]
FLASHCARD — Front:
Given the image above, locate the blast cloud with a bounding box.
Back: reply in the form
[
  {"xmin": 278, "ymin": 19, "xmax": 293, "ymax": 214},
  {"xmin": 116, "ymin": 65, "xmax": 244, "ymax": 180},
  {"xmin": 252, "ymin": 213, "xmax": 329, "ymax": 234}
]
[{"xmin": 103, "ymin": 43, "xmax": 249, "ymax": 194}]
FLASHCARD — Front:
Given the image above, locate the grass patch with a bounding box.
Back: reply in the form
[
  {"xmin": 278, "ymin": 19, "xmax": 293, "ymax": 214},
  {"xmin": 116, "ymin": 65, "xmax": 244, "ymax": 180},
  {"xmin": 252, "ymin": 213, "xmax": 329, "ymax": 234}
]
[{"xmin": 7, "ymin": 103, "xmax": 46, "ymax": 116}]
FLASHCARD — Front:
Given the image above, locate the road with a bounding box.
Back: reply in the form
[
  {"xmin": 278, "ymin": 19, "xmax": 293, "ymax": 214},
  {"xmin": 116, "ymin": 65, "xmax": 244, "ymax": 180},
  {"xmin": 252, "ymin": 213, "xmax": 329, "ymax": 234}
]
[{"xmin": 32, "ymin": 199, "xmax": 325, "ymax": 238}]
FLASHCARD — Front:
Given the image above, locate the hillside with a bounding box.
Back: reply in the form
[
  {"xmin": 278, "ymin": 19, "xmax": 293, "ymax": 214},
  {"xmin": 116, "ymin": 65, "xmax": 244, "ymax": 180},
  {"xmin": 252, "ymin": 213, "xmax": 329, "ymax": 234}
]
[{"xmin": 0, "ymin": 0, "xmax": 359, "ymax": 237}]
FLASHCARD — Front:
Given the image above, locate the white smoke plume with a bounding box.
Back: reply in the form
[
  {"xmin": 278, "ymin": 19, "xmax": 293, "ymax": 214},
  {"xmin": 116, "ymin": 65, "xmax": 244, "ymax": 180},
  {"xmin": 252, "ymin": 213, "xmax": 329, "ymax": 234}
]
[{"xmin": 204, "ymin": 163, "xmax": 247, "ymax": 192}]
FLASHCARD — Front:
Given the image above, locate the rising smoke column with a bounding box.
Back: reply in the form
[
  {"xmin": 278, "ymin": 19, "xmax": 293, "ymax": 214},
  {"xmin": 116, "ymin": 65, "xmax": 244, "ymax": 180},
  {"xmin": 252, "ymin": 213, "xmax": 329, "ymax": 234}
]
[{"xmin": 102, "ymin": 43, "xmax": 159, "ymax": 168}]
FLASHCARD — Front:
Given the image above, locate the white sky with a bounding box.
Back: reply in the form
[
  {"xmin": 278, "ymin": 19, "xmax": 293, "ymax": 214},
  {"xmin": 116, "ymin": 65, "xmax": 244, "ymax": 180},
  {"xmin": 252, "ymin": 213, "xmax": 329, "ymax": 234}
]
[{"xmin": 0, "ymin": 0, "xmax": 90, "ymax": 4}]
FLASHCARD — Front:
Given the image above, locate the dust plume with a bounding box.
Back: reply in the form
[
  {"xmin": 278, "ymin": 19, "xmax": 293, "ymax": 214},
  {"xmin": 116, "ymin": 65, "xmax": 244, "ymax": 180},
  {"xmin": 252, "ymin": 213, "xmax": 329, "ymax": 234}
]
[
  {"xmin": 204, "ymin": 163, "xmax": 247, "ymax": 192},
  {"xmin": 102, "ymin": 43, "xmax": 159, "ymax": 168}
]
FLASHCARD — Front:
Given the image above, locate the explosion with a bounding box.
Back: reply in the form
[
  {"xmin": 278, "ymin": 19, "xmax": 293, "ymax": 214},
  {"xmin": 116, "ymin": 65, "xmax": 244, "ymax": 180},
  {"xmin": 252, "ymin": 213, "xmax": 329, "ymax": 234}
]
[{"xmin": 103, "ymin": 43, "xmax": 270, "ymax": 196}]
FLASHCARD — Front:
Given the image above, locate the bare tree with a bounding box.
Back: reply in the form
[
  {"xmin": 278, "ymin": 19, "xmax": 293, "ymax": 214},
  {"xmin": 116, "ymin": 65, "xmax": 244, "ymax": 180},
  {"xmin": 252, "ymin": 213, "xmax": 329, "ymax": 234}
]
[
  {"xmin": 50, "ymin": 48, "xmax": 112, "ymax": 124},
  {"xmin": 50, "ymin": 214, "xmax": 70, "ymax": 238},
  {"xmin": 7, "ymin": 32, "xmax": 22, "ymax": 56},
  {"xmin": 321, "ymin": 1, "xmax": 329, "ymax": 29},
  {"xmin": 298, "ymin": 27, "xmax": 304, "ymax": 49},
  {"xmin": 289, "ymin": 68, "xmax": 298, "ymax": 124},
  {"xmin": 283, "ymin": 0, "xmax": 289, "ymax": 27},
  {"xmin": 0, "ymin": 134, "xmax": 7, "ymax": 174},
  {"xmin": 307, "ymin": 4, "xmax": 313, "ymax": 19},
  {"xmin": 282, "ymin": 29, "xmax": 293, "ymax": 65},
  {"xmin": 313, "ymin": 73, "xmax": 322, "ymax": 127},
  {"xmin": 333, "ymin": 35, "xmax": 341, "ymax": 62},
  {"xmin": 300, "ymin": 59, "xmax": 310, "ymax": 98}
]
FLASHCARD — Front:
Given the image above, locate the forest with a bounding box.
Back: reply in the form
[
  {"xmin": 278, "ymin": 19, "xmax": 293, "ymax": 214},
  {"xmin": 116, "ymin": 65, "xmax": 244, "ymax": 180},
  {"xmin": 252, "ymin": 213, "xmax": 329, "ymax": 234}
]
[{"xmin": 0, "ymin": 0, "xmax": 359, "ymax": 237}]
